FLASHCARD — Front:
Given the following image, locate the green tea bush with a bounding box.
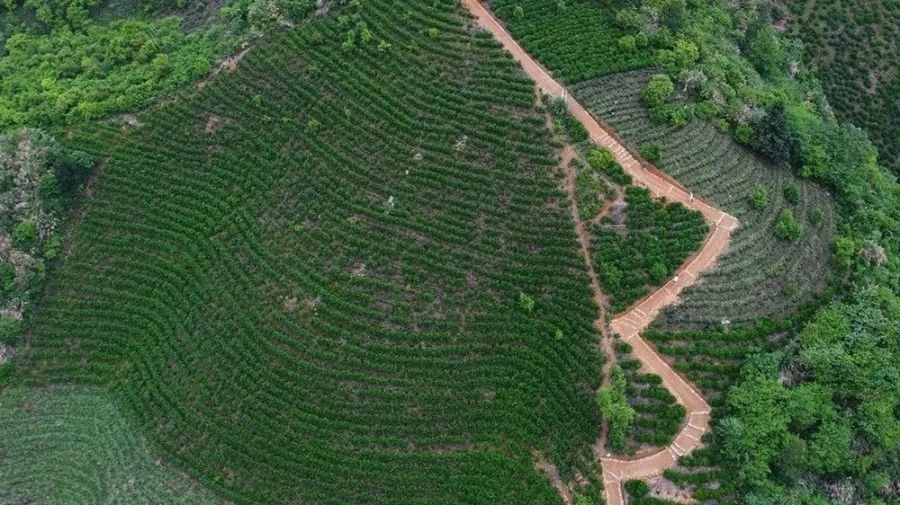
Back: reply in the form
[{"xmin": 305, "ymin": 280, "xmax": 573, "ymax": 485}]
[
  {"xmin": 0, "ymin": 386, "xmax": 229, "ymax": 503},
  {"xmin": 575, "ymin": 70, "xmax": 838, "ymax": 328},
  {"xmin": 19, "ymin": 1, "xmax": 606, "ymax": 502},
  {"xmin": 593, "ymin": 186, "xmax": 707, "ymax": 313},
  {"xmin": 616, "ymin": 341, "xmax": 686, "ymax": 453},
  {"xmin": 490, "ymin": 0, "xmax": 654, "ymax": 82}
]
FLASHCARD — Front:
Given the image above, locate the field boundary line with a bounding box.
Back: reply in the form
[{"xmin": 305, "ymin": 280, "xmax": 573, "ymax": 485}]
[{"xmin": 461, "ymin": 2, "xmax": 739, "ymax": 504}]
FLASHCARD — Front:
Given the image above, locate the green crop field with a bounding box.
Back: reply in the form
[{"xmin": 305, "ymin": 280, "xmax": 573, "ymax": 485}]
[
  {"xmin": 0, "ymin": 386, "xmax": 227, "ymax": 504},
  {"xmin": 593, "ymin": 186, "xmax": 707, "ymax": 314},
  {"xmin": 615, "ymin": 340, "xmax": 685, "ymax": 453},
  {"xmin": 12, "ymin": 1, "xmax": 609, "ymax": 503},
  {"xmin": 1, "ymin": 0, "xmax": 895, "ymax": 504},
  {"xmin": 788, "ymin": 0, "xmax": 899, "ymax": 173},
  {"xmin": 574, "ymin": 70, "xmax": 838, "ymax": 330},
  {"xmin": 490, "ymin": 0, "xmax": 654, "ymax": 83}
]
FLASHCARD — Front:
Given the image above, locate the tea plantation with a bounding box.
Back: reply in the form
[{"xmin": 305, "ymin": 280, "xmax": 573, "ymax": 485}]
[
  {"xmin": 12, "ymin": 1, "xmax": 608, "ymax": 503},
  {"xmin": 0, "ymin": 0, "xmax": 896, "ymax": 504},
  {"xmin": 490, "ymin": 0, "xmax": 654, "ymax": 82},
  {"xmin": 0, "ymin": 386, "xmax": 228, "ymax": 504},
  {"xmin": 788, "ymin": 0, "xmax": 899, "ymax": 173},
  {"xmin": 574, "ymin": 70, "xmax": 838, "ymax": 330}
]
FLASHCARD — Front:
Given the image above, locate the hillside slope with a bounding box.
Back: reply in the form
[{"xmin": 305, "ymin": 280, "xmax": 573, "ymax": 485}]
[
  {"xmin": 15, "ymin": 1, "xmax": 605, "ymax": 503},
  {"xmin": 789, "ymin": 0, "xmax": 899, "ymax": 173}
]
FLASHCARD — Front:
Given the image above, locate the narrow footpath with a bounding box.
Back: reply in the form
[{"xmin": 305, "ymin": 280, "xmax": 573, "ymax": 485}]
[{"xmin": 461, "ymin": 2, "xmax": 740, "ymax": 504}]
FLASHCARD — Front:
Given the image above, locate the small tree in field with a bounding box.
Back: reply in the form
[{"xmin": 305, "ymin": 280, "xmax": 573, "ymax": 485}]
[
  {"xmin": 783, "ymin": 184, "xmax": 799, "ymax": 204},
  {"xmin": 774, "ymin": 209, "xmax": 802, "ymax": 242},
  {"xmin": 748, "ymin": 185, "xmax": 768, "ymax": 209},
  {"xmin": 650, "ymin": 262, "xmax": 668, "ymax": 284},
  {"xmin": 514, "ymin": 5, "xmax": 524, "ymax": 20},
  {"xmin": 640, "ymin": 142, "xmax": 661, "ymax": 163},
  {"xmin": 519, "ymin": 292, "xmax": 535, "ymax": 314},
  {"xmin": 642, "ymin": 74, "xmax": 675, "ymax": 109},
  {"xmin": 596, "ymin": 365, "xmax": 634, "ymax": 453}
]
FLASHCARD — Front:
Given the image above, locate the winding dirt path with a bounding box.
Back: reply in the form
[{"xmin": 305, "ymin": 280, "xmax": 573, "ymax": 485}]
[{"xmin": 461, "ymin": 2, "xmax": 739, "ymax": 504}]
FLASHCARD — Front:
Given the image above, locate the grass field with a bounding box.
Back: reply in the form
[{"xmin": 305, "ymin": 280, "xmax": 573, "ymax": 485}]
[
  {"xmin": 490, "ymin": 0, "xmax": 654, "ymax": 83},
  {"xmin": 574, "ymin": 70, "xmax": 838, "ymax": 330},
  {"xmin": 13, "ymin": 1, "xmax": 607, "ymax": 503},
  {"xmin": 0, "ymin": 386, "xmax": 227, "ymax": 504},
  {"xmin": 788, "ymin": 0, "xmax": 899, "ymax": 173}
]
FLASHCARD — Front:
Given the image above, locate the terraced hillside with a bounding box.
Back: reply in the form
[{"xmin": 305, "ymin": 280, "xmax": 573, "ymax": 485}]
[
  {"xmin": 593, "ymin": 186, "xmax": 708, "ymax": 314},
  {"xmin": 14, "ymin": 1, "xmax": 607, "ymax": 503},
  {"xmin": 490, "ymin": 0, "xmax": 654, "ymax": 82},
  {"xmin": 574, "ymin": 70, "xmax": 838, "ymax": 330},
  {"xmin": 0, "ymin": 386, "xmax": 228, "ymax": 504},
  {"xmin": 789, "ymin": 0, "xmax": 899, "ymax": 173},
  {"xmin": 614, "ymin": 340, "xmax": 685, "ymax": 454}
]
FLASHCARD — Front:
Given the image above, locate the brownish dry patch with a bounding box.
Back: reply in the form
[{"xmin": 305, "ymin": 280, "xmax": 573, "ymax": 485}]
[
  {"xmin": 204, "ymin": 113, "xmax": 232, "ymax": 133},
  {"xmin": 533, "ymin": 452, "xmax": 573, "ymax": 505},
  {"xmin": 197, "ymin": 45, "xmax": 252, "ymax": 89}
]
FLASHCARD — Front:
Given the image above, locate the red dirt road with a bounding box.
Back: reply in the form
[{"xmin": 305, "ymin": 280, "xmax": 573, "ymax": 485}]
[{"xmin": 461, "ymin": 2, "xmax": 739, "ymax": 504}]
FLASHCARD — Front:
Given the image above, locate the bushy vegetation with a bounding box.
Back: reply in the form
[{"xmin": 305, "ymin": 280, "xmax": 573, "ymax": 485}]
[
  {"xmin": 14, "ymin": 1, "xmax": 607, "ymax": 503},
  {"xmin": 573, "ymin": 157, "xmax": 611, "ymax": 222},
  {"xmin": 546, "ymin": 95, "xmax": 588, "ymax": 142},
  {"xmin": 0, "ymin": 0, "xmax": 318, "ymax": 128},
  {"xmin": 624, "ymin": 478, "xmax": 680, "ymax": 505},
  {"xmin": 593, "ymin": 186, "xmax": 707, "ymax": 314},
  {"xmin": 593, "ymin": 62, "xmax": 897, "ymax": 505},
  {"xmin": 575, "ymin": 70, "xmax": 838, "ymax": 329},
  {"xmin": 615, "ymin": 340, "xmax": 685, "ymax": 453},
  {"xmin": 490, "ymin": 0, "xmax": 654, "ymax": 82},
  {"xmin": 718, "ymin": 286, "xmax": 899, "ymax": 503},
  {"xmin": 481, "ymin": 1, "xmax": 898, "ymax": 503},
  {"xmin": 0, "ymin": 18, "xmax": 228, "ymax": 126},
  {"xmin": 773, "ymin": 208, "xmax": 801, "ymax": 242},
  {"xmin": 0, "ymin": 386, "xmax": 228, "ymax": 504},
  {"xmin": 788, "ymin": 0, "xmax": 899, "ymax": 174},
  {"xmin": 0, "ymin": 129, "xmax": 94, "ymax": 379},
  {"xmin": 596, "ymin": 365, "xmax": 634, "ymax": 454},
  {"xmin": 587, "ymin": 147, "xmax": 631, "ymax": 186}
]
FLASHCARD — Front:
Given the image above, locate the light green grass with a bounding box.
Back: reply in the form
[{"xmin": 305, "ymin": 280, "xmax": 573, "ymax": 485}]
[{"xmin": 0, "ymin": 386, "xmax": 227, "ymax": 505}]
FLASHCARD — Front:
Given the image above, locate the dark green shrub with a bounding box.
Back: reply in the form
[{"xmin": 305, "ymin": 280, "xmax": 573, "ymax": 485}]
[
  {"xmin": 639, "ymin": 142, "xmax": 661, "ymax": 163},
  {"xmin": 588, "ymin": 147, "xmax": 632, "ymax": 185},
  {"xmin": 624, "ymin": 479, "xmax": 650, "ymax": 498},
  {"xmin": 642, "ymin": 74, "xmax": 674, "ymax": 109},
  {"xmin": 0, "ymin": 262, "xmax": 15, "ymax": 298},
  {"xmin": 0, "ymin": 316, "xmax": 21, "ymax": 344},
  {"xmin": 748, "ymin": 185, "xmax": 768, "ymax": 209},
  {"xmin": 783, "ymin": 184, "xmax": 800, "ymax": 204},
  {"xmin": 774, "ymin": 209, "xmax": 802, "ymax": 242},
  {"xmin": 12, "ymin": 220, "xmax": 37, "ymax": 249}
]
